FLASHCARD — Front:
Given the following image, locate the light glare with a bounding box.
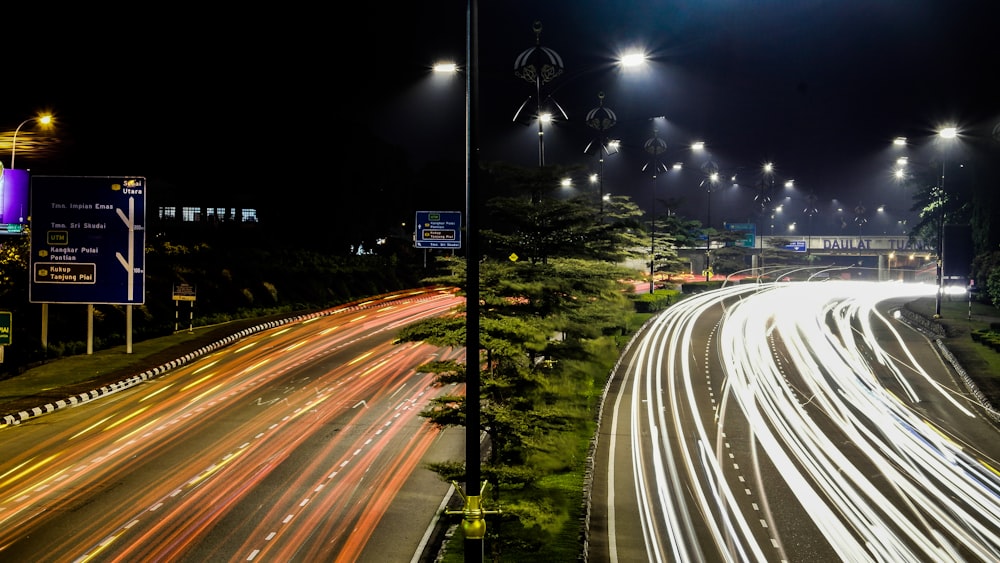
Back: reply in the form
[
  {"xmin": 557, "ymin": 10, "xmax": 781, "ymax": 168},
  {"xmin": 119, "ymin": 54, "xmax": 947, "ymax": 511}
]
[
  {"xmin": 620, "ymin": 51, "xmax": 647, "ymax": 67},
  {"xmin": 432, "ymin": 62, "xmax": 458, "ymax": 73}
]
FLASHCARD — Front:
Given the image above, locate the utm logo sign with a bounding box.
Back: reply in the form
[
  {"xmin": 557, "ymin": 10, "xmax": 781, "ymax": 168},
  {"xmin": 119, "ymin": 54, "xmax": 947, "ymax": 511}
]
[{"xmin": 0, "ymin": 312, "xmax": 11, "ymax": 346}]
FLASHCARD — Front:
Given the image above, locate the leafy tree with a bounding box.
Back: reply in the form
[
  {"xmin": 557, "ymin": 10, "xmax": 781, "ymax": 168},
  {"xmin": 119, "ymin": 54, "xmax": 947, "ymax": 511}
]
[
  {"xmin": 973, "ymin": 250, "xmax": 1000, "ymax": 307},
  {"xmin": 988, "ymin": 268, "xmax": 1000, "ymax": 310},
  {"xmin": 397, "ymin": 256, "xmax": 635, "ymax": 472}
]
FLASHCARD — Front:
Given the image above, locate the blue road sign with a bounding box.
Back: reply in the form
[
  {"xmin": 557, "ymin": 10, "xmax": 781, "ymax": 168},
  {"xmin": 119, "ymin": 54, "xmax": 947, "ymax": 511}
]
[
  {"xmin": 784, "ymin": 240, "xmax": 807, "ymax": 252},
  {"xmin": 415, "ymin": 211, "xmax": 462, "ymax": 249},
  {"xmin": 29, "ymin": 176, "xmax": 145, "ymax": 305}
]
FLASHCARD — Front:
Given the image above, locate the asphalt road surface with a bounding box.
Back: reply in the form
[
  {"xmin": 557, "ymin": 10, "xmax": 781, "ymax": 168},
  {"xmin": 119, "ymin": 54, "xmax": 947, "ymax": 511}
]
[
  {"xmin": 0, "ymin": 288, "xmax": 466, "ymax": 562},
  {"xmin": 590, "ymin": 281, "xmax": 1000, "ymax": 562}
]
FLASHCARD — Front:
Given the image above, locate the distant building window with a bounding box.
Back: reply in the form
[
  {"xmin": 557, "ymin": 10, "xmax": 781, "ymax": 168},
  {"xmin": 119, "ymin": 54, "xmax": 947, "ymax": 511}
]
[
  {"xmin": 206, "ymin": 207, "xmax": 226, "ymax": 222},
  {"xmin": 242, "ymin": 209, "xmax": 258, "ymax": 223},
  {"xmin": 159, "ymin": 206, "xmax": 176, "ymax": 220},
  {"xmin": 182, "ymin": 207, "xmax": 200, "ymax": 222}
]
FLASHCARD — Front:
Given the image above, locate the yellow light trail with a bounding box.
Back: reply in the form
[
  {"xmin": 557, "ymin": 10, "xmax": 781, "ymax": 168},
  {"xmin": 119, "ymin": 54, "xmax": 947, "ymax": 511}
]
[
  {"xmin": 188, "ymin": 383, "xmax": 227, "ymax": 405},
  {"xmin": 234, "ymin": 341, "xmax": 259, "ymax": 353},
  {"xmin": 347, "ymin": 351, "xmax": 374, "ymax": 366},
  {"xmin": 181, "ymin": 372, "xmax": 218, "ymax": 391},
  {"xmin": 115, "ymin": 415, "xmax": 166, "ymax": 444},
  {"xmin": 104, "ymin": 406, "xmax": 152, "ymax": 431},
  {"xmin": 0, "ymin": 453, "xmax": 61, "ymax": 490},
  {"xmin": 139, "ymin": 383, "xmax": 174, "ymax": 403},
  {"xmin": 70, "ymin": 415, "xmax": 116, "ymax": 440}
]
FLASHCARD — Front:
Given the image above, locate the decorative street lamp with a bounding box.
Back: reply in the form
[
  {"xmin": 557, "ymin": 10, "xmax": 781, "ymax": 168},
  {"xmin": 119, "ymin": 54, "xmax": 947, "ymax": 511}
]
[
  {"xmin": 854, "ymin": 203, "xmax": 868, "ymax": 238},
  {"xmin": 803, "ymin": 189, "xmax": 819, "ymax": 255},
  {"xmin": 584, "ymin": 91, "xmax": 618, "ymax": 216},
  {"xmin": 700, "ymin": 160, "xmax": 720, "ymax": 281},
  {"xmin": 643, "ymin": 127, "xmax": 668, "ymax": 294},
  {"xmin": 514, "ymin": 20, "xmax": 565, "ymax": 172},
  {"xmin": 10, "ymin": 113, "xmax": 53, "ymax": 169}
]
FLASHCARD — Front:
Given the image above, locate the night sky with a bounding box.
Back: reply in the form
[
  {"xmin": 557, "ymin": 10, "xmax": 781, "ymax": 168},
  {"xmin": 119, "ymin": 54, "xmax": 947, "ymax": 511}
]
[{"xmin": 4, "ymin": 1, "xmax": 998, "ymax": 237}]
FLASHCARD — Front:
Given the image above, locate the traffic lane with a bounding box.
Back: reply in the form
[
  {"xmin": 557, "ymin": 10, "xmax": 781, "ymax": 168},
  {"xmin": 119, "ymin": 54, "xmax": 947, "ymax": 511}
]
[
  {"xmin": 0, "ymin": 291, "xmax": 464, "ymax": 561},
  {"xmin": 593, "ymin": 282, "xmax": 1000, "ymax": 562},
  {"xmin": 870, "ymin": 298, "xmax": 1000, "ymax": 461},
  {"xmin": 589, "ymin": 324, "xmax": 655, "ymax": 563},
  {"xmin": 733, "ymin": 283, "xmax": 1000, "ymax": 560}
]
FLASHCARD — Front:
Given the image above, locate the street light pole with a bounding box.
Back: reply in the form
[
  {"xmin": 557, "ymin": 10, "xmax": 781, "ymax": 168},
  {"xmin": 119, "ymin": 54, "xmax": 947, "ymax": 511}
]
[
  {"xmin": 455, "ymin": 2, "xmax": 496, "ymax": 560},
  {"xmin": 934, "ymin": 126, "xmax": 957, "ymax": 318},
  {"xmin": 10, "ymin": 114, "xmax": 53, "ymax": 169},
  {"xmin": 934, "ymin": 171, "xmax": 945, "ymax": 318},
  {"xmin": 754, "ymin": 163, "xmax": 775, "ymax": 277},
  {"xmin": 643, "ymin": 127, "xmax": 667, "ymax": 293},
  {"xmin": 700, "ymin": 161, "xmax": 719, "ymax": 281},
  {"xmin": 514, "ymin": 20, "xmax": 565, "ymax": 176},
  {"xmin": 585, "ymin": 91, "xmax": 617, "ymax": 217}
]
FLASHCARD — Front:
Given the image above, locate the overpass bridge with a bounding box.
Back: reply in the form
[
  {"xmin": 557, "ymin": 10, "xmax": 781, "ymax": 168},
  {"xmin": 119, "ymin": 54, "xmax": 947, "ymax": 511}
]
[
  {"xmin": 752, "ymin": 234, "xmax": 936, "ymax": 282},
  {"xmin": 671, "ymin": 234, "xmax": 940, "ymax": 283}
]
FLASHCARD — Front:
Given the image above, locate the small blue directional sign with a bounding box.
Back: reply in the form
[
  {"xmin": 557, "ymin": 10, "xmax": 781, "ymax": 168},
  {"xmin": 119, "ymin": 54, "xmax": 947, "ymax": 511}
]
[
  {"xmin": 415, "ymin": 211, "xmax": 462, "ymax": 249},
  {"xmin": 784, "ymin": 240, "xmax": 807, "ymax": 252},
  {"xmin": 29, "ymin": 176, "xmax": 145, "ymax": 305}
]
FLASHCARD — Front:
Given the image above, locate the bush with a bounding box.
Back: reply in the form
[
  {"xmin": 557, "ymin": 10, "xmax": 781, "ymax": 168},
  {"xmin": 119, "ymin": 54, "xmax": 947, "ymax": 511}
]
[
  {"xmin": 972, "ymin": 329, "xmax": 1000, "ymax": 353},
  {"xmin": 632, "ymin": 289, "xmax": 678, "ymax": 313}
]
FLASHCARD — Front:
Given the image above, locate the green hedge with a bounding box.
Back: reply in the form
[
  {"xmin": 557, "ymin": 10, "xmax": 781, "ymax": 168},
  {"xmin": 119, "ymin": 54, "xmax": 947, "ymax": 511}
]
[
  {"xmin": 632, "ymin": 289, "xmax": 679, "ymax": 313},
  {"xmin": 971, "ymin": 329, "xmax": 1000, "ymax": 353}
]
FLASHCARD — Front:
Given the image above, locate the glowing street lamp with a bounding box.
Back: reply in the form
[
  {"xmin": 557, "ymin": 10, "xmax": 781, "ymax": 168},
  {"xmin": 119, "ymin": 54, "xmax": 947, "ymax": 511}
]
[
  {"xmin": 433, "ymin": 62, "xmax": 459, "ymax": 73},
  {"xmin": 584, "ymin": 91, "xmax": 618, "ymax": 215},
  {"xmin": 620, "ymin": 51, "xmax": 647, "ymax": 67},
  {"xmin": 700, "ymin": 160, "xmax": 720, "ymax": 281},
  {"xmin": 514, "ymin": 20, "xmax": 565, "ymax": 172},
  {"xmin": 10, "ymin": 113, "xmax": 53, "ymax": 169},
  {"xmin": 644, "ymin": 126, "xmax": 704, "ymax": 292},
  {"xmin": 644, "ymin": 127, "xmax": 668, "ymax": 293}
]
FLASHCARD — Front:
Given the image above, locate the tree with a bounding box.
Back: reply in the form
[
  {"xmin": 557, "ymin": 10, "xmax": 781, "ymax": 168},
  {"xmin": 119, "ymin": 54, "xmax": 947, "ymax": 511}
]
[{"xmin": 396, "ymin": 257, "xmax": 636, "ymax": 476}]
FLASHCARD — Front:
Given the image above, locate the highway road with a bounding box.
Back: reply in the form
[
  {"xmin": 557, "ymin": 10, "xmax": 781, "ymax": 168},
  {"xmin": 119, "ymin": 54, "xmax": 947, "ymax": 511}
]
[
  {"xmin": 591, "ymin": 280, "xmax": 1000, "ymax": 562},
  {"xmin": 0, "ymin": 288, "xmax": 465, "ymax": 562}
]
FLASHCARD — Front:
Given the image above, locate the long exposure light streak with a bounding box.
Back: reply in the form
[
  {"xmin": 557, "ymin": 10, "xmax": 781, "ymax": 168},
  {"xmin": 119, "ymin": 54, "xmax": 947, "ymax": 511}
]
[
  {"xmin": 0, "ymin": 288, "xmax": 465, "ymax": 561},
  {"xmin": 605, "ymin": 280, "xmax": 1000, "ymax": 562}
]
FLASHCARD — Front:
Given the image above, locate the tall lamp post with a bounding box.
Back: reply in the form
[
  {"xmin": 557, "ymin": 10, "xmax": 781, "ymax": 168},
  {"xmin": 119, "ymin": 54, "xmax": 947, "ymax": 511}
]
[
  {"xmin": 514, "ymin": 20, "xmax": 565, "ymax": 174},
  {"xmin": 441, "ymin": 3, "xmax": 498, "ymax": 560},
  {"xmin": 803, "ymin": 190, "xmax": 818, "ymax": 256},
  {"xmin": 754, "ymin": 163, "xmax": 776, "ymax": 276},
  {"xmin": 10, "ymin": 114, "xmax": 53, "ymax": 169},
  {"xmin": 700, "ymin": 160, "xmax": 719, "ymax": 281},
  {"xmin": 935, "ymin": 125, "xmax": 957, "ymax": 318},
  {"xmin": 643, "ymin": 127, "xmax": 668, "ymax": 293},
  {"xmin": 584, "ymin": 91, "xmax": 618, "ymax": 216}
]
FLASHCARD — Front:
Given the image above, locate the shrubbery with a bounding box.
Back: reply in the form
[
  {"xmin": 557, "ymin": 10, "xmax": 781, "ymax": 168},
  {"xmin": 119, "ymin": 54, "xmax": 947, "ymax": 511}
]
[{"xmin": 972, "ymin": 328, "xmax": 1000, "ymax": 353}]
